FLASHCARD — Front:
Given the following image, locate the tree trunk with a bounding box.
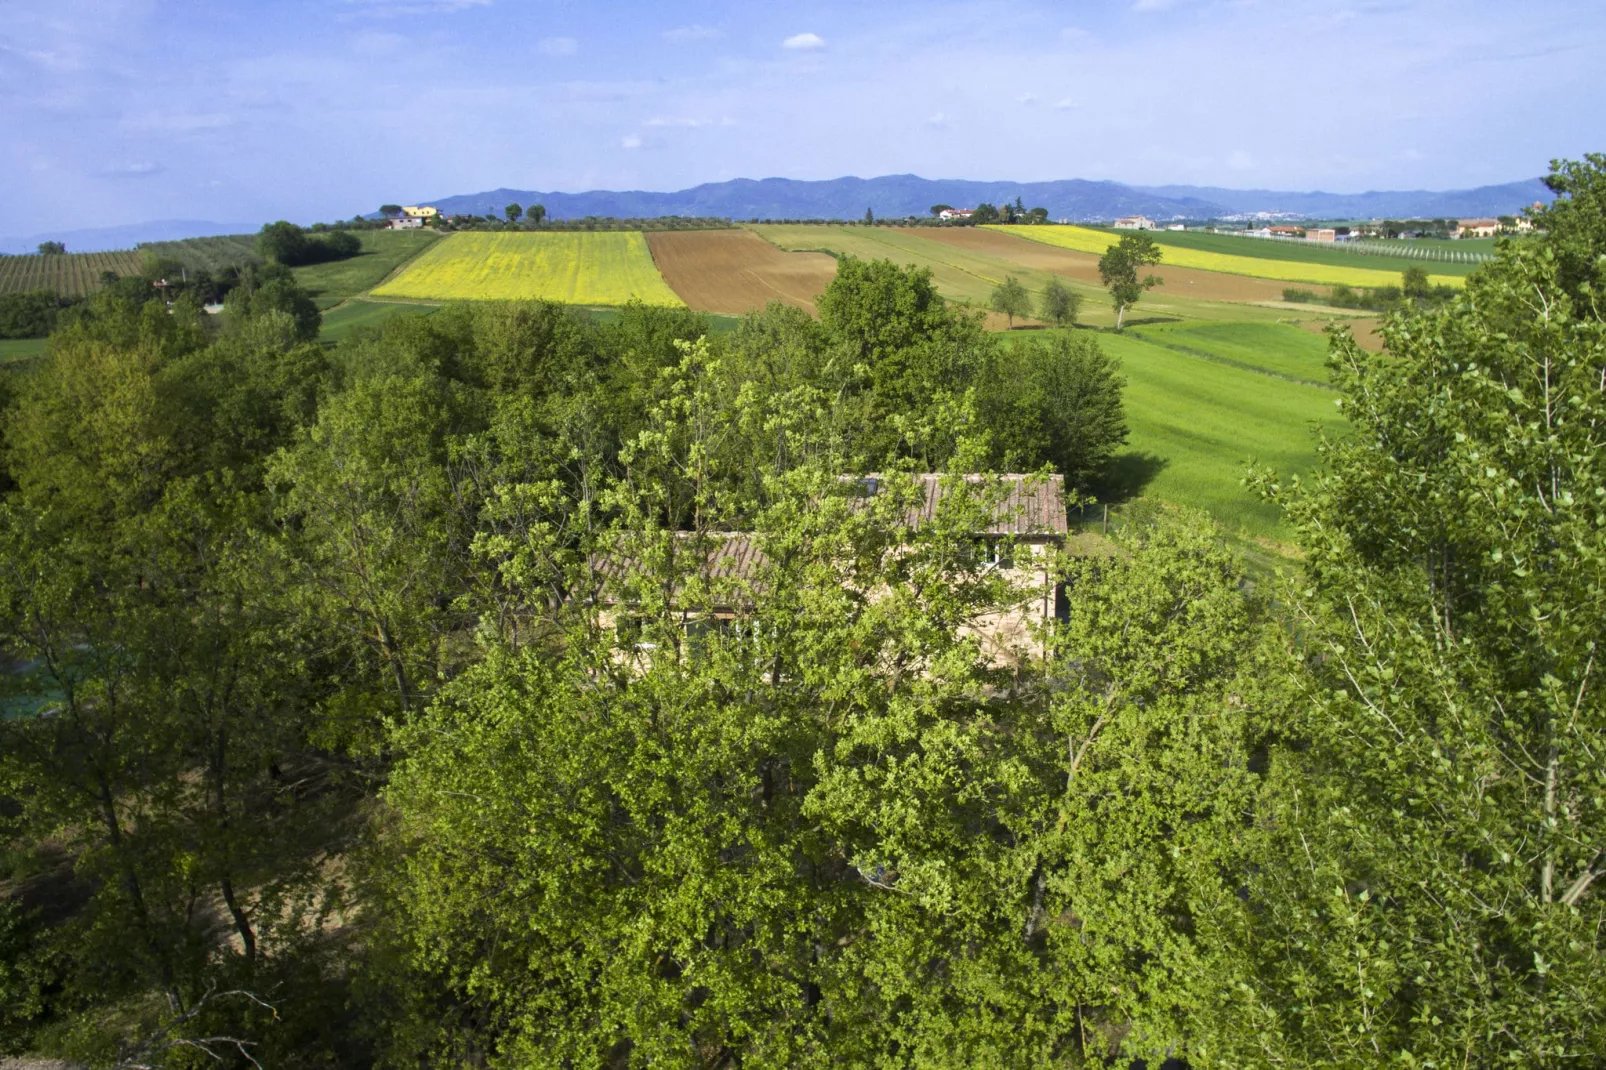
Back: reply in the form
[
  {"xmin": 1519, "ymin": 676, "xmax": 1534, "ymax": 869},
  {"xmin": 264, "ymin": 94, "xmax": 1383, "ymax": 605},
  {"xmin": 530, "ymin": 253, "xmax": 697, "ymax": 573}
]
[
  {"xmin": 97, "ymin": 775, "xmax": 182, "ymax": 1009},
  {"xmin": 220, "ymin": 877, "xmax": 257, "ymax": 965}
]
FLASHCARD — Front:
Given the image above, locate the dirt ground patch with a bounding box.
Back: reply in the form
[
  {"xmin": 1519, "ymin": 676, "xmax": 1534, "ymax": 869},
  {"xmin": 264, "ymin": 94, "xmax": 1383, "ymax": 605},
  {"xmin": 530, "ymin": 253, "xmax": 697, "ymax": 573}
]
[
  {"xmin": 647, "ymin": 230, "xmax": 838, "ymax": 315},
  {"xmin": 1299, "ymin": 314, "xmax": 1384, "ymax": 352},
  {"xmin": 905, "ymin": 227, "xmax": 1299, "ymax": 305}
]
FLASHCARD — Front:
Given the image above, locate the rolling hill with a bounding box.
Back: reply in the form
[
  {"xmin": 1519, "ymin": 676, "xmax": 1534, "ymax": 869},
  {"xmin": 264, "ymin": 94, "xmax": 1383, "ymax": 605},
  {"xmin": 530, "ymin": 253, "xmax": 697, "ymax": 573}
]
[{"xmin": 415, "ymin": 174, "xmax": 1552, "ymax": 224}]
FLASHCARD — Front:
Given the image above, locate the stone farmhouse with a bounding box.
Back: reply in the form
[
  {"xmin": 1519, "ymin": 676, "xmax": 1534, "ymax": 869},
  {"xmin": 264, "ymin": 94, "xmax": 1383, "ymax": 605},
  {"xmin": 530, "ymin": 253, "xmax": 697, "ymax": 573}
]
[{"xmin": 595, "ymin": 474, "xmax": 1070, "ymax": 672}]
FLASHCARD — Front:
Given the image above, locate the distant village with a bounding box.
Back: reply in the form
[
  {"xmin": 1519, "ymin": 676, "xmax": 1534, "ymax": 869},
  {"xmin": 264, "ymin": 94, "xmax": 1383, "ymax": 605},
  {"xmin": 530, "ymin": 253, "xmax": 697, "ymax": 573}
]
[{"xmin": 1110, "ymin": 207, "xmax": 1542, "ymax": 240}]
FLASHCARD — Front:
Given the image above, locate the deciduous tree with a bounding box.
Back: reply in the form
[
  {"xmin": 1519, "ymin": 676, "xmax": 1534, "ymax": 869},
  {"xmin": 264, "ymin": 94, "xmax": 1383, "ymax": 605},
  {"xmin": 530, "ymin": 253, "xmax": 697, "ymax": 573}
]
[
  {"xmin": 1038, "ymin": 275, "xmax": 1081, "ymax": 327},
  {"xmin": 1217, "ymin": 153, "xmax": 1606, "ymax": 1063},
  {"xmin": 989, "ymin": 275, "xmax": 1031, "ymax": 327},
  {"xmin": 1097, "ymin": 232, "xmax": 1162, "ymax": 329}
]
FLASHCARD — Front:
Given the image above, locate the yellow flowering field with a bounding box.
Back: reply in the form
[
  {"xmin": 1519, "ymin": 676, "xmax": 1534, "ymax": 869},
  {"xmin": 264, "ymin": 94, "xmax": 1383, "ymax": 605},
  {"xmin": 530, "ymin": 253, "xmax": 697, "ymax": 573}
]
[
  {"xmin": 371, "ymin": 231, "xmax": 684, "ymax": 306},
  {"xmin": 983, "ymin": 225, "xmax": 1462, "ymax": 289}
]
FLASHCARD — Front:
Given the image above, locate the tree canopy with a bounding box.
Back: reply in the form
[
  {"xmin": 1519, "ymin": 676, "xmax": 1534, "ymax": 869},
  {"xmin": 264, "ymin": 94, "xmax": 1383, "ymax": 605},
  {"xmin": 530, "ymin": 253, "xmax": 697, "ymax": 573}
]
[{"xmin": 989, "ymin": 275, "xmax": 1031, "ymax": 326}]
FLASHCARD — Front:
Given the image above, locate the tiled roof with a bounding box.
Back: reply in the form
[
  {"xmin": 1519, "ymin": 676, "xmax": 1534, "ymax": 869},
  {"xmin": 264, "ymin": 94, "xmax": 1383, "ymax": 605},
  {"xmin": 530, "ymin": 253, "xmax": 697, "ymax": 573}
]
[
  {"xmin": 896, "ymin": 473, "xmax": 1068, "ymax": 536},
  {"xmin": 593, "ymin": 474, "xmax": 1067, "ymax": 602}
]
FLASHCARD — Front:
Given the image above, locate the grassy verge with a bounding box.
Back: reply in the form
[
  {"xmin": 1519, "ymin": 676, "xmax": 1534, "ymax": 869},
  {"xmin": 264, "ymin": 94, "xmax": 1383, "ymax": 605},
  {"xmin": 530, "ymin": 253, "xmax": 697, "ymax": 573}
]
[
  {"xmin": 0, "ymin": 337, "xmax": 49, "ymax": 362},
  {"xmin": 292, "ymin": 230, "xmax": 441, "ymax": 309},
  {"xmin": 318, "ymin": 299, "xmax": 440, "ymax": 343}
]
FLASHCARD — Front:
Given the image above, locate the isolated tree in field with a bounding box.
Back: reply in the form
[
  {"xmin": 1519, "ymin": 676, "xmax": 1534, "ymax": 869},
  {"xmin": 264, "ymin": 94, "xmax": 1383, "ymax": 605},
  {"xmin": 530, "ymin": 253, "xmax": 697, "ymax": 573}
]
[
  {"xmin": 864, "ymin": 206, "xmax": 875, "ymax": 225},
  {"xmin": 1039, "ymin": 275, "xmax": 1081, "ymax": 327},
  {"xmin": 1401, "ymin": 265, "xmax": 1431, "ymax": 298},
  {"xmin": 930, "ymin": 204, "xmax": 953, "ymax": 217},
  {"xmin": 505, "ymin": 202, "xmax": 523, "ymax": 223},
  {"xmin": 36, "ymin": 241, "xmax": 65, "ymax": 255},
  {"xmin": 529, "ymin": 203, "xmax": 547, "ymax": 226},
  {"xmin": 379, "ymin": 204, "xmax": 403, "ymax": 218},
  {"xmin": 1098, "ymin": 232, "xmax": 1163, "ymax": 329},
  {"xmin": 989, "ymin": 275, "xmax": 1031, "ymax": 327}
]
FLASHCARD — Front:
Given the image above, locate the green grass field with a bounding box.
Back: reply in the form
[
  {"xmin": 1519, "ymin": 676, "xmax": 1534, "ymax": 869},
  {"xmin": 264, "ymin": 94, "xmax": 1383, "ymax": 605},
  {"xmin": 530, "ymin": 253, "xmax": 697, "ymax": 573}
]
[
  {"xmin": 1008, "ymin": 322, "xmax": 1346, "ymax": 545},
  {"xmin": 372, "ymin": 232, "xmax": 684, "ymax": 306},
  {"xmin": 1133, "ymin": 228, "xmax": 1484, "ymax": 277},
  {"xmin": 0, "ymin": 337, "xmax": 49, "ymax": 362},
  {"xmin": 1128, "ymin": 320, "xmax": 1338, "ymax": 387},
  {"xmin": 292, "ymin": 230, "xmax": 440, "ymax": 309},
  {"xmin": 318, "ymin": 299, "xmax": 440, "ymax": 342}
]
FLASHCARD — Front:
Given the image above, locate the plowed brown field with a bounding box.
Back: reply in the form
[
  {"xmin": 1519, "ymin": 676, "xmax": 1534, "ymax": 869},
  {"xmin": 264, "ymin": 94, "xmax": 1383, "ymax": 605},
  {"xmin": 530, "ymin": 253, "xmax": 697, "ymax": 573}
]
[
  {"xmin": 906, "ymin": 227, "xmax": 1297, "ymax": 305},
  {"xmin": 646, "ymin": 230, "xmax": 838, "ymax": 315}
]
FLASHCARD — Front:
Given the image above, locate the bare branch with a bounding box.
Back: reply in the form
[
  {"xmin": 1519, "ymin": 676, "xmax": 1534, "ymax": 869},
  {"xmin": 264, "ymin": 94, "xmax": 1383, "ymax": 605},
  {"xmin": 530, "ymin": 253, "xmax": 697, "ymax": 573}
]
[{"xmin": 112, "ymin": 984, "xmax": 278, "ymax": 1070}]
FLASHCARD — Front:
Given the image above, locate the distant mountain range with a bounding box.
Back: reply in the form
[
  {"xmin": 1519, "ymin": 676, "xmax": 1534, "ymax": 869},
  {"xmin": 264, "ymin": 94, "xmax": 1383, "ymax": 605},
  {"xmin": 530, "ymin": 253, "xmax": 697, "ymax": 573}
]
[
  {"xmin": 418, "ymin": 174, "xmax": 1555, "ymax": 224},
  {"xmin": 3, "ymin": 175, "xmax": 1555, "ymax": 254}
]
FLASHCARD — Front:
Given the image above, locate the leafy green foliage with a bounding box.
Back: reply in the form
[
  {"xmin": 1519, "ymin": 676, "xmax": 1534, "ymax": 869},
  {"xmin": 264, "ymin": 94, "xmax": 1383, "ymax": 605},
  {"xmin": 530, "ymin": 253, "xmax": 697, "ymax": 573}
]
[
  {"xmin": 255, "ymin": 220, "xmax": 365, "ymax": 267},
  {"xmin": 1038, "ymin": 275, "xmax": 1081, "ymax": 327},
  {"xmin": 985, "ymin": 332, "xmax": 1127, "ymax": 489},
  {"xmin": 989, "ymin": 274, "xmax": 1031, "ymax": 326},
  {"xmin": 1225, "ymin": 153, "xmax": 1606, "ymax": 1062},
  {"xmin": 1097, "ymin": 232, "xmax": 1163, "ymax": 329},
  {"xmin": 0, "ymin": 290, "xmax": 71, "ymax": 340}
]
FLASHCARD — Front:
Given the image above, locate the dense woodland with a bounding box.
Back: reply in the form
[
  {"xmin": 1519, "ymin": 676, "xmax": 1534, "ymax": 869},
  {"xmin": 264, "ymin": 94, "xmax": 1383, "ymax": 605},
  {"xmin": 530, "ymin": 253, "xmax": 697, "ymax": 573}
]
[{"xmin": 2, "ymin": 155, "xmax": 1605, "ymax": 1067}]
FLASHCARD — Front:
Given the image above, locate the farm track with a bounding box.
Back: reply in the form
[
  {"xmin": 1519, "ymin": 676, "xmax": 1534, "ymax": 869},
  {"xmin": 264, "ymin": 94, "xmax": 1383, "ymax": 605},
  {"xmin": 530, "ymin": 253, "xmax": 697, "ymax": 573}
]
[{"xmin": 646, "ymin": 230, "xmax": 837, "ymax": 315}]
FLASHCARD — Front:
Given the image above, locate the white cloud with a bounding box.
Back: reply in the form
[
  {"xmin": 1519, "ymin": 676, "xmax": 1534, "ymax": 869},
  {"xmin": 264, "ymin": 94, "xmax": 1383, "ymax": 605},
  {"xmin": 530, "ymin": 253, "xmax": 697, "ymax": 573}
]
[
  {"xmin": 1132, "ymin": 0, "xmax": 1178, "ymax": 10},
  {"xmin": 537, "ymin": 36, "xmax": 578, "ymax": 56},
  {"xmin": 1227, "ymin": 150, "xmax": 1254, "ymax": 170},
  {"xmin": 343, "ymin": 0, "xmax": 492, "ymax": 13},
  {"xmin": 782, "ymin": 32, "xmax": 826, "ymax": 50},
  {"xmin": 1053, "ymin": 98, "xmax": 1078, "ymax": 110},
  {"xmin": 645, "ymin": 116, "xmax": 713, "ymax": 127},
  {"xmin": 122, "ymin": 111, "xmax": 238, "ymax": 133},
  {"xmin": 351, "ymin": 31, "xmax": 407, "ymax": 56},
  {"xmin": 662, "ymin": 24, "xmax": 721, "ymax": 42},
  {"xmin": 620, "ymin": 133, "xmax": 642, "ymax": 149},
  {"xmin": 1018, "ymin": 92, "xmax": 1038, "ymax": 105},
  {"xmin": 926, "ymin": 111, "xmax": 949, "ymax": 128},
  {"xmin": 1059, "ymin": 27, "xmax": 1090, "ymax": 42},
  {"xmin": 99, "ymin": 161, "xmax": 163, "ymax": 177}
]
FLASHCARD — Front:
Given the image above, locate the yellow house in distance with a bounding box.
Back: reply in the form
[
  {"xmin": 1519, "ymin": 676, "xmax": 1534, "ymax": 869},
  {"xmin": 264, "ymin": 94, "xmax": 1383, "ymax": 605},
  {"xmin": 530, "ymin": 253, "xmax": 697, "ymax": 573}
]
[{"xmin": 401, "ymin": 205, "xmax": 439, "ymax": 219}]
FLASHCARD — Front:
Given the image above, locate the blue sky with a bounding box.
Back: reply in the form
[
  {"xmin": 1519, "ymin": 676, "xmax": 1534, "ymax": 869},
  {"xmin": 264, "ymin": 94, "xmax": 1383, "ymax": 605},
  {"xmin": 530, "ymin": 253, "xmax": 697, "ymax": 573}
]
[{"xmin": 1, "ymin": 0, "xmax": 1601, "ymax": 231}]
